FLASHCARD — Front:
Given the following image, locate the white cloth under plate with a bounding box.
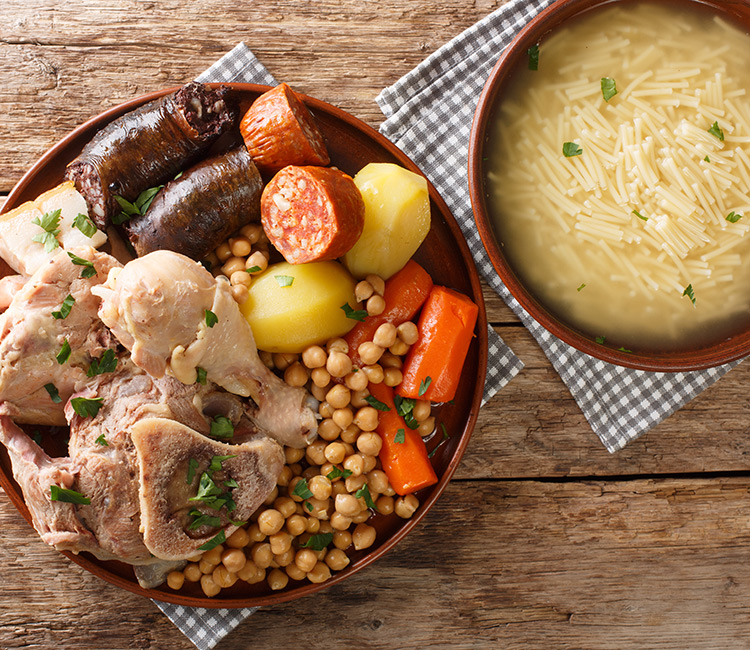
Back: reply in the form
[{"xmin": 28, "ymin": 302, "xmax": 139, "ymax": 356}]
[
  {"xmin": 153, "ymin": 41, "xmax": 524, "ymax": 649},
  {"xmin": 375, "ymin": 0, "xmax": 742, "ymax": 454}
]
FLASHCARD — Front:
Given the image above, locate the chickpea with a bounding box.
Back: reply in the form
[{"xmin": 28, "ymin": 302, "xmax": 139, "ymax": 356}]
[
  {"xmin": 344, "ymin": 369, "xmax": 369, "ymax": 392},
  {"xmin": 325, "ymin": 548, "xmax": 351, "ymax": 572},
  {"xmin": 326, "ymin": 384, "xmax": 351, "ymax": 409},
  {"xmin": 307, "ymin": 562, "xmax": 332, "ymax": 584},
  {"xmin": 345, "ymin": 474, "xmax": 367, "ymax": 493},
  {"xmin": 353, "ymin": 407, "xmax": 379, "ymax": 432},
  {"xmin": 277, "ymin": 465, "xmax": 293, "ymax": 487},
  {"xmin": 272, "ymin": 352, "xmax": 297, "ymax": 371},
  {"xmin": 361, "ymin": 454, "xmax": 377, "ymax": 473},
  {"xmin": 354, "ymin": 280, "xmax": 374, "ymax": 302},
  {"xmin": 397, "ymin": 321, "xmax": 419, "ymax": 345},
  {"xmin": 283, "ymin": 362, "xmax": 308, "ymax": 388},
  {"xmin": 376, "ymin": 495, "xmax": 395, "ymax": 515},
  {"xmin": 259, "ymin": 350, "xmax": 274, "ymax": 369},
  {"xmin": 263, "ymin": 486, "xmax": 279, "ymax": 506},
  {"xmin": 332, "ymin": 407, "xmax": 354, "ymax": 430},
  {"xmin": 319, "ymin": 401, "xmax": 335, "ymax": 419},
  {"xmin": 327, "ymin": 351, "xmax": 352, "ymax": 378},
  {"xmin": 227, "ymin": 236, "xmax": 251, "ymax": 258},
  {"xmin": 238, "ymin": 222, "xmax": 261, "ymax": 243},
  {"xmin": 383, "ymin": 367, "xmax": 403, "ymax": 387},
  {"xmin": 343, "ymin": 453, "xmax": 365, "ymax": 477},
  {"xmin": 272, "ymin": 497, "xmax": 296, "ymax": 520},
  {"xmin": 285, "ymin": 563, "xmax": 307, "ymax": 581},
  {"xmin": 395, "ymin": 494, "xmax": 420, "ymax": 519},
  {"xmin": 305, "ymin": 439, "xmax": 328, "ymax": 466},
  {"xmin": 213, "ymin": 565, "xmax": 238, "ymax": 588},
  {"xmin": 318, "ymin": 418, "xmax": 341, "ymax": 441},
  {"xmin": 311, "ymin": 382, "xmax": 329, "ymax": 402},
  {"xmin": 380, "ymin": 351, "xmax": 402, "ymax": 369},
  {"xmin": 269, "ymin": 531, "xmax": 293, "ymax": 555},
  {"xmin": 418, "ymin": 416, "xmax": 436, "ymax": 438},
  {"xmin": 305, "ymin": 497, "xmax": 331, "ymax": 520},
  {"xmin": 324, "ymin": 441, "xmax": 347, "ymax": 465},
  {"xmin": 340, "ymin": 424, "xmax": 360, "ymax": 444},
  {"xmin": 327, "ymin": 338, "xmax": 349, "ymax": 354},
  {"xmin": 258, "ymin": 509, "xmax": 285, "ymax": 536},
  {"xmin": 311, "ymin": 367, "xmax": 331, "ymax": 388},
  {"xmin": 286, "ymin": 514, "xmax": 307, "ymax": 536},
  {"xmin": 215, "ymin": 242, "xmax": 232, "ymax": 262},
  {"xmin": 200, "ymin": 574, "xmax": 221, "ymax": 597},
  {"xmin": 247, "ymin": 522, "xmax": 266, "ymax": 543},
  {"xmin": 373, "ymin": 323, "xmax": 398, "ymax": 349},
  {"xmin": 267, "ymin": 568, "xmax": 289, "ymax": 591},
  {"xmin": 230, "ymin": 269, "xmax": 252, "ymax": 287},
  {"xmin": 357, "ymin": 430, "xmax": 383, "ymax": 456},
  {"xmin": 366, "ymin": 469, "xmax": 388, "ymax": 493},
  {"xmin": 224, "ymin": 527, "xmax": 249, "ymax": 549},
  {"xmin": 367, "ymin": 294, "xmax": 386, "ymax": 316},
  {"xmin": 351, "ymin": 389, "xmax": 370, "ymax": 409},
  {"xmin": 183, "ymin": 563, "xmax": 202, "ymax": 582},
  {"xmin": 333, "ymin": 529, "xmax": 352, "ymax": 550},
  {"xmin": 230, "ymin": 284, "xmax": 249, "ymax": 304},
  {"xmin": 251, "ymin": 542, "xmax": 273, "ymax": 568},
  {"xmin": 358, "ymin": 341, "xmax": 384, "ymax": 366},
  {"xmin": 306, "ymin": 517, "xmax": 321, "ymax": 534},
  {"xmin": 365, "ymin": 274, "xmax": 385, "ymax": 296},
  {"xmin": 413, "ymin": 400, "xmax": 432, "ymax": 422},
  {"xmin": 295, "ymin": 548, "xmax": 319, "ymax": 573},
  {"xmin": 302, "ymin": 345, "xmax": 327, "ymax": 369},
  {"xmin": 203, "ymin": 546, "xmax": 223, "ymax": 566},
  {"xmin": 204, "ymin": 251, "xmax": 220, "ymax": 269},
  {"xmin": 352, "ymin": 523, "xmax": 377, "ymax": 550},
  {"xmin": 237, "ymin": 559, "xmax": 260, "ymax": 582},
  {"xmin": 390, "ymin": 339, "xmax": 410, "ymax": 356},
  {"xmin": 352, "ymin": 509, "xmax": 371, "ymax": 524},
  {"xmin": 221, "ymin": 548, "xmax": 247, "ymax": 574},
  {"xmin": 332, "ymin": 480, "xmax": 348, "ymax": 497},
  {"xmin": 221, "ymin": 256, "xmax": 246, "ymax": 277},
  {"xmin": 274, "ymin": 548, "xmax": 295, "ymax": 567},
  {"xmin": 302, "ymin": 466, "xmax": 319, "ymax": 481},
  {"xmin": 335, "ymin": 493, "xmax": 361, "ymax": 518},
  {"xmin": 285, "ymin": 446, "xmax": 305, "ymax": 464},
  {"xmin": 361, "ymin": 364, "xmax": 384, "ymax": 384},
  {"xmin": 308, "ymin": 475, "xmax": 332, "ymax": 500},
  {"xmin": 330, "ymin": 511, "xmax": 353, "ymax": 530},
  {"xmin": 167, "ymin": 571, "xmax": 185, "ymax": 590}
]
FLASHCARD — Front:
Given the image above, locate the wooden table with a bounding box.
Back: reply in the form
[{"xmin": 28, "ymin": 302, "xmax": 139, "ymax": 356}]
[{"xmin": 3, "ymin": 1, "xmax": 750, "ymax": 648}]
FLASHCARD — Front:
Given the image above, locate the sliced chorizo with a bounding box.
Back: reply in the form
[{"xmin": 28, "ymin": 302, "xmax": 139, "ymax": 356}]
[
  {"xmin": 240, "ymin": 83, "xmax": 330, "ymax": 176},
  {"xmin": 65, "ymin": 82, "xmax": 237, "ymax": 229},
  {"xmin": 261, "ymin": 165, "xmax": 365, "ymax": 264},
  {"xmin": 126, "ymin": 146, "xmax": 262, "ymax": 261}
]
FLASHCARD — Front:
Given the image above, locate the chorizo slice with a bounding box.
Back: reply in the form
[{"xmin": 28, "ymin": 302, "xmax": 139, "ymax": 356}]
[
  {"xmin": 261, "ymin": 165, "xmax": 365, "ymax": 264},
  {"xmin": 126, "ymin": 146, "xmax": 262, "ymax": 261},
  {"xmin": 240, "ymin": 83, "xmax": 330, "ymax": 176},
  {"xmin": 65, "ymin": 82, "xmax": 237, "ymax": 229}
]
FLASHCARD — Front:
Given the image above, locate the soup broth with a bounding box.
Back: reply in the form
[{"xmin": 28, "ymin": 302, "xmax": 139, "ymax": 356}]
[{"xmin": 485, "ymin": 1, "xmax": 750, "ymax": 351}]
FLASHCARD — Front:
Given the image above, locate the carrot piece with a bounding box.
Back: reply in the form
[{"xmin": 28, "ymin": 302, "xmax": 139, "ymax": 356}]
[
  {"xmin": 370, "ymin": 381, "xmax": 438, "ymax": 496},
  {"xmin": 396, "ymin": 285, "xmax": 479, "ymax": 403},
  {"xmin": 345, "ymin": 259, "xmax": 433, "ymax": 367}
]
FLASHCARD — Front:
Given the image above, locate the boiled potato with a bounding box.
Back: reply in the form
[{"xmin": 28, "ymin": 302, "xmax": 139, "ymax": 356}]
[
  {"xmin": 240, "ymin": 260, "xmax": 359, "ymax": 353},
  {"xmin": 342, "ymin": 163, "xmax": 431, "ymax": 280}
]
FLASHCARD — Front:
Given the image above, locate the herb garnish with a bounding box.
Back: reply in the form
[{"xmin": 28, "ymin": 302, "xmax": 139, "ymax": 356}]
[
  {"xmin": 245, "ymin": 265, "xmax": 261, "ymax": 274},
  {"xmin": 394, "ymin": 395, "xmax": 419, "ymax": 429},
  {"xmin": 576, "ymin": 284, "xmax": 586, "ymax": 292},
  {"xmin": 50, "ymin": 485, "xmax": 90, "ymax": 505},
  {"xmin": 595, "ymin": 335, "xmax": 606, "ymax": 344},
  {"xmin": 31, "ymin": 209, "xmax": 61, "ymax": 253},
  {"xmin": 683, "ymin": 283, "xmax": 696, "ymax": 306},
  {"xmin": 355, "ymin": 484, "xmax": 377, "ymax": 509},
  {"xmin": 56, "ymin": 339, "xmax": 72, "ymax": 364},
  {"xmin": 326, "ymin": 466, "xmax": 353, "ymax": 481},
  {"xmin": 301, "ymin": 532, "xmax": 333, "ymax": 551},
  {"xmin": 292, "ymin": 478, "xmax": 314, "ymax": 500},
  {"xmin": 52, "ymin": 294, "xmax": 75, "ymax": 320},
  {"xmin": 562, "ymin": 142, "xmax": 583, "ymax": 157},
  {"xmin": 364, "ymin": 395, "xmax": 391, "ymax": 412},
  {"xmin": 198, "ymin": 530, "xmax": 226, "ymax": 551},
  {"xmin": 341, "ymin": 303, "xmax": 368, "ymax": 322},
  {"xmin": 196, "ymin": 367, "xmax": 207, "ymax": 385},
  {"xmin": 275, "ymin": 275, "xmax": 294, "ymax": 288},
  {"xmin": 418, "ymin": 377, "xmax": 432, "ymax": 396},
  {"xmin": 209, "ymin": 415, "xmax": 234, "ymax": 440},
  {"xmin": 73, "ymin": 213, "xmax": 97, "ymax": 238},
  {"xmin": 70, "ymin": 396, "xmax": 104, "ymax": 418},
  {"xmin": 708, "ymin": 121, "xmax": 725, "ymax": 141},
  {"xmin": 394, "ymin": 428, "xmax": 406, "ymax": 444},
  {"xmin": 527, "ymin": 44, "xmax": 539, "ymax": 71},
  {"xmin": 205, "ymin": 309, "xmax": 218, "ymax": 328},
  {"xmin": 67, "ymin": 252, "xmax": 97, "ymax": 278},
  {"xmin": 618, "ymin": 347, "xmax": 633, "ymax": 353},
  {"xmin": 187, "ymin": 458, "xmax": 199, "ymax": 485},
  {"xmin": 87, "ymin": 348, "xmax": 117, "ymax": 377},
  {"xmin": 44, "ymin": 383, "xmax": 62, "ymax": 403},
  {"xmin": 95, "ymin": 434, "xmax": 108, "ymax": 446},
  {"xmin": 188, "ymin": 509, "xmax": 222, "ymax": 531},
  {"xmin": 208, "ymin": 454, "xmax": 236, "ymax": 473},
  {"xmin": 632, "ymin": 209, "xmax": 648, "ymax": 222},
  {"xmin": 601, "ymin": 77, "xmax": 617, "ymax": 102},
  {"xmin": 112, "ymin": 186, "xmax": 163, "ymax": 225},
  {"xmin": 704, "ymin": 155, "xmax": 710, "ymax": 163},
  {"xmin": 726, "ymin": 211, "xmax": 743, "ymax": 223}
]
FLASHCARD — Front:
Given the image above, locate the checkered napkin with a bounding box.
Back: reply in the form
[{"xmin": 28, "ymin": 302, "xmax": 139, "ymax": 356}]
[
  {"xmin": 375, "ymin": 0, "xmax": 742, "ymax": 453},
  {"xmin": 152, "ymin": 42, "xmax": 523, "ymax": 649}
]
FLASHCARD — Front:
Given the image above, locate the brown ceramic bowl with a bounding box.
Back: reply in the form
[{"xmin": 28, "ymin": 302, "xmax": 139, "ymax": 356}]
[
  {"xmin": 0, "ymin": 83, "xmax": 487, "ymax": 607},
  {"xmin": 469, "ymin": 0, "xmax": 750, "ymax": 372}
]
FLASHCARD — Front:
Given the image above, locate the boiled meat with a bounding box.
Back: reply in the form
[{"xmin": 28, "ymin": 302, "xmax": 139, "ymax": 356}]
[{"xmin": 93, "ymin": 250, "xmax": 317, "ymax": 447}]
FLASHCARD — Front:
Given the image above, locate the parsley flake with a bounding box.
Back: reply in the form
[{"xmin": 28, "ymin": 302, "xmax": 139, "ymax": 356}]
[
  {"xmin": 364, "ymin": 395, "xmax": 391, "ymax": 412},
  {"xmin": 70, "ymin": 396, "xmax": 104, "ymax": 418},
  {"xmin": 112, "ymin": 186, "xmax": 163, "ymax": 224},
  {"xmin": 341, "ymin": 302, "xmax": 368, "ymax": 322},
  {"xmin": 527, "ymin": 44, "xmax": 539, "ymax": 71},
  {"xmin": 292, "ymin": 478, "xmax": 314, "ymax": 500},
  {"xmin": 52, "ymin": 294, "xmax": 75, "ymax": 320},
  {"xmin": 87, "ymin": 348, "xmax": 117, "ymax": 377},
  {"xmin": 632, "ymin": 209, "xmax": 647, "ymax": 221},
  {"xmin": 418, "ymin": 377, "xmax": 432, "ymax": 396},
  {"xmin": 208, "ymin": 454, "xmax": 236, "ymax": 473},
  {"xmin": 209, "ymin": 415, "xmax": 234, "ymax": 439},
  {"xmin": 601, "ymin": 77, "xmax": 617, "ymax": 102},
  {"xmin": 576, "ymin": 284, "xmax": 586, "ymax": 292},
  {"xmin": 44, "ymin": 383, "xmax": 62, "ymax": 403},
  {"xmin": 394, "ymin": 428, "xmax": 406, "ymax": 444},
  {"xmin": 355, "ymin": 484, "xmax": 377, "ymax": 510},
  {"xmin": 704, "ymin": 155, "xmax": 710, "ymax": 163},
  {"xmin": 95, "ymin": 434, "xmax": 108, "ymax": 446},
  {"xmin": 73, "ymin": 213, "xmax": 97, "ymax": 238},
  {"xmin": 595, "ymin": 335, "xmax": 606, "ymax": 344},
  {"xmin": 198, "ymin": 530, "xmax": 226, "ymax": 551},
  {"xmin": 196, "ymin": 367, "xmax": 207, "ymax": 385},
  {"xmin": 275, "ymin": 275, "xmax": 294, "ymax": 288},
  {"xmin": 31, "ymin": 209, "xmax": 61, "ymax": 252},
  {"xmin": 67, "ymin": 252, "xmax": 97, "ymax": 278},
  {"xmin": 56, "ymin": 339, "xmax": 71, "ymax": 364},
  {"xmin": 301, "ymin": 532, "xmax": 333, "ymax": 551},
  {"xmin": 204, "ymin": 309, "xmax": 218, "ymax": 328},
  {"xmin": 187, "ymin": 458, "xmax": 199, "ymax": 485},
  {"xmin": 682, "ymin": 284, "xmax": 696, "ymax": 306},
  {"xmin": 708, "ymin": 121, "xmax": 725, "ymax": 141},
  {"xmin": 726, "ymin": 211, "xmax": 743, "ymax": 223},
  {"xmin": 394, "ymin": 395, "xmax": 419, "ymax": 429},
  {"xmin": 562, "ymin": 142, "xmax": 583, "ymax": 157},
  {"xmin": 50, "ymin": 485, "xmax": 90, "ymax": 505},
  {"xmin": 245, "ymin": 265, "xmax": 261, "ymax": 274},
  {"xmin": 188, "ymin": 509, "xmax": 222, "ymax": 531},
  {"xmin": 326, "ymin": 466, "xmax": 353, "ymax": 481}
]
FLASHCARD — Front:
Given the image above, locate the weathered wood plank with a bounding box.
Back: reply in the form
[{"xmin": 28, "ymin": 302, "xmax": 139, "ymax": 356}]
[{"xmin": 2, "ymin": 478, "xmax": 750, "ymax": 649}]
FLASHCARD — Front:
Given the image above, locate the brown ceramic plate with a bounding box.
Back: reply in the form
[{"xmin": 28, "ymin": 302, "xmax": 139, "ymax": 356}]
[
  {"xmin": 469, "ymin": 0, "xmax": 750, "ymax": 372},
  {"xmin": 0, "ymin": 83, "xmax": 487, "ymax": 607}
]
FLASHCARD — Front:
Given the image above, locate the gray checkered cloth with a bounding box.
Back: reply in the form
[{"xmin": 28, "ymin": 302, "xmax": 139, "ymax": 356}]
[
  {"xmin": 376, "ymin": 0, "xmax": 742, "ymax": 453},
  {"xmin": 153, "ymin": 42, "xmax": 523, "ymax": 649}
]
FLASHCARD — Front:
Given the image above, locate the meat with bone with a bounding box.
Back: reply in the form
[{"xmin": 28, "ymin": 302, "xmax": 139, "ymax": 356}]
[
  {"xmin": 0, "ymin": 247, "xmax": 120, "ymax": 426},
  {"xmin": 65, "ymin": 82, "xmax": 237, "ymax": 229},
  {"xmin": 126, "ymin": 145, "xmax": 263, "ymax": 261},
  {"xmin": 131, "ymin": 417, "xmax": 284, "ymax": 560},
  {"xmin": 92, "ymin": 250, "xmax": 318, "ymax": 448}
]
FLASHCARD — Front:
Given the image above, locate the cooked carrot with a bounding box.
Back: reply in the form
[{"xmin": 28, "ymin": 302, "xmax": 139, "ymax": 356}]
[
  {"xmin": 345, "ymin": 259, "xmax": 433, "ymax": 367},
  {"xmin": 369, "ymin": 381, "xmax": 437, "ymax": 496},
  {"xmin": 396, "ymin": 285, "xmax": 478, "ymax": 403}
]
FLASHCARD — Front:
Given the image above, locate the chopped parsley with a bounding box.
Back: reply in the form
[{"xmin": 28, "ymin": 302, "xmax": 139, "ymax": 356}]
[
  {"xmin": 364, "ymin": 394, "xmax": 391, "ymax": 412},
  {"xmin": 198, "ymin": 530, "xmax": 226, "ymax": 551},
  {"xmin": 682, "ymin": 283, "xmax": 696, "ymax": 306},
  {"xmin": 70, "ymin": 396, "xmax": 104, "ymax": 418},
  {"xmin": 305, "ymin": 501, "xmax": 314, "ymax": 512},
  {"xmin": 301, "ymin": 532, "xmax": 333, "ymax": 551},
  {"xmin": 394, "ymin": 395, "xmax": 419, "ymax": 429},
  {"xmin": 86, "ymin": 348, "xmax": 118, "ymax": 377},
  {"xmin": 52, "ymin": 294, "xmax": 75, "ymax": 320},
  {"xmin": 187, "ymin": 458, "xmax": 199, "ymax": 485},
  {"xmin": 56, "ymin": 339, "xmax": 72, "ymax": 364},
  {"xmin": 708, "ymin": 121, "xmax": 725, "ymax": 141},
  {"xmin": 576, "ymin": 283, "xmax": 586, "ymax": 292},
  {"xmin": 67, "ymin": 252, "xmax": 97, "ymax": 278},
  {"xmin": 618, "ymin": 347, "xmax": 633, "ymax": 353},
  {"xmin": 50, "ymin": 485, "xmax": 90, "ymax": 505},
  {"xmin": 209, "ymin": 415, "xmax": 234, "ymax": 439},
  {"xmin": 208, "ymin": 454, "xmax": 236, "ymax": 473},
  {"xmin": 245, "ymin": 265, "xmax": 261, "ymax": 274},
  {"xmin": 355, "ymin": 484, "xmax": 377, "ymax": 510},
  {"xmin": 44, "ymin": 383, "xmax": 62, "ymax": 403},
  {"xmin": 326, "ymin": 466, "xmax": 353, "ymax": 481},
  {"xmin": 112, "ymin": 186, "xmax": 163, "ymax": 224},
  {"xmin": 704, "ymin": 155, "xmax": 711, "ymax": 163},
  {"xmin": 341, "ymin": 302, "xmax": 368, "ymax": 322},
  {"xmin": 188, "ymin": 509, "xmax": 222, "ymax": 531},
  {"xmin": 418, "ymin": 377, "xmax": 432, "ymax": 396},
  {"xmin": 73, "ymin": 213, "xmax": 97, "ymax": 238},
  {"xmin": 292, "ymin": 478, "xmax": 314, "ymax": 500},
  {"xmin": 195, "ymin": 366, "xmax": 207, "ymax": 385},
  {"xmin": 726, "ymin": 211, "xmax": 743, "ymax": 223},
  {"xmin": 394, "ymin": 428, "xmax": 406, "ymax": 444},
  {"xmin": 95, "ymin": 434, "xmax": 108, "ymax": 446},
  {"xmin": 562, "ymin": 142, "xmax": 583, "ymax": 157},
  {"xmin": 595, "ymin": 335, "xmax": 606, "ymax": 344},
  {"xmin": 600, "ymin": 77, "xmax": 617, "ymax": 102},
  {"xmin": 527, "ymin": 44, "xmax": 539, "ymax": 71},
  {"xmin": 31, "ymin": 209, "xmax": 61, "ymax": 253},
  {"xmin": 632, "ymin": 209, "xmax": 647, "ymax": 221},
  {"xmin": 275, "ymin": 275, "xmax": 294, "ymax": 288},
  {"xmin": 204, "ymin": 309, "xmax": 218, "ymax": 328}
]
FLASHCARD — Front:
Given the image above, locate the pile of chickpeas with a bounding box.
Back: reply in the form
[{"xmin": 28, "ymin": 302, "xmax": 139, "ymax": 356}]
[{"xmin": 166, "ymin": 226, "xmax": 438, "ymax": 598}]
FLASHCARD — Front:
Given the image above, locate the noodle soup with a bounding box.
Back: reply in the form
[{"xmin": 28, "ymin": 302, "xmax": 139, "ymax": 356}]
[{"xmin": 485, "ymin": 1, "xmax": 750, "ymax": 351}]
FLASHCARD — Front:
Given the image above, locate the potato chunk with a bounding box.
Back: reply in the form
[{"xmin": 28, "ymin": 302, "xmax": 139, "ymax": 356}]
[
  {"xmin": 342, "ymin": 163, "xmax": 431, "ymax": 280},
  {"xmin": 240, "ymin": 261, "xmax": 359, "ymax": 353}
]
